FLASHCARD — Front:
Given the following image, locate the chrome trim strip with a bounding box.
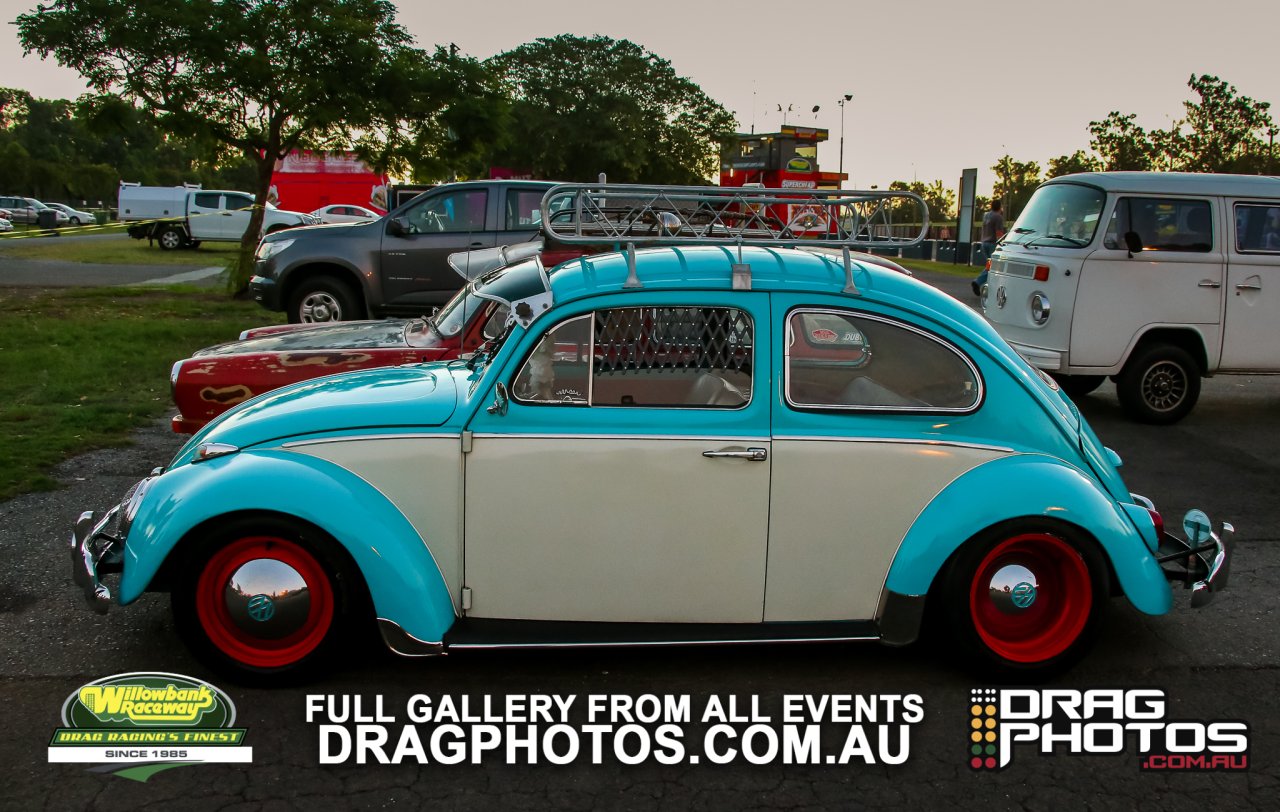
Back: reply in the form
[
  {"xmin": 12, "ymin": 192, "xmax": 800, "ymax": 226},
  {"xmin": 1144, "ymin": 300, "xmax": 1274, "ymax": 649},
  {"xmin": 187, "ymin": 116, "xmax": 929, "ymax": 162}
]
[
  {"xmin": 378, "ymin": 618, "xmax": 445, "ymax": 657},
  {"xmin": 469, "ymin": 433, "xmax": 769, "ymax": 442},
  {"xmin": 772, "ymin": 435, "xmax": 1015, "ymax": 454},
  {"xmin": 447, "ymin": 635, "xmax": 880, "ymax": 650},
  {"xmin": 282, "ymin": 433, "xmax": 461, "ymax": 448}
]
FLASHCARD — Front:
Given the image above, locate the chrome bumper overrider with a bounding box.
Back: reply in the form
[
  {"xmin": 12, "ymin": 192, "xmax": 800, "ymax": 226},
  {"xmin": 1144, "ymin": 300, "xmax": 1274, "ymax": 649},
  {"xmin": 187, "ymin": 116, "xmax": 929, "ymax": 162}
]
[
  {"xmin": 70, "ymin": 508, "xmax": 124, "ymax": 613},
  {"xmin": 1157, "ymin": 518, "xmax": 1235, "ymax": 608}
]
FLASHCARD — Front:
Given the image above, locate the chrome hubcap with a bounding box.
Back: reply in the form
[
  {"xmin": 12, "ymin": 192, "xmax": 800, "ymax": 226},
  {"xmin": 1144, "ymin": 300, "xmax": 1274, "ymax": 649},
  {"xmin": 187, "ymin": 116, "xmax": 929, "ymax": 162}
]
[
  {"xmin": 1141, "ymin": 361, "xmax": 1187, "ymax": 412},
  {"xmin": 224, "ymin": 558, "xmax": 310, "ymax": 638},
  {"xmin": 987, "ymin": 563, "xmax": 1039, "ymax": 615},
  {"xmin": 300, "ymin": 292, "xmax": 340, "ymax": 322}
]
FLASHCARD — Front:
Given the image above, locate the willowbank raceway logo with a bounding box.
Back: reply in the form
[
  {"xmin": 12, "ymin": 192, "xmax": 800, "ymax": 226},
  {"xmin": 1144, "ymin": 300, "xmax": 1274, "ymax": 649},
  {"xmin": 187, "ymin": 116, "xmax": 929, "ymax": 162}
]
[
  {"xmin": 967, "ymin": 688, "xmax": 1249, "ymax": 772},
  {"xmin": 48, "ymin": 672, "xmax": 252, "ymax": 782}
]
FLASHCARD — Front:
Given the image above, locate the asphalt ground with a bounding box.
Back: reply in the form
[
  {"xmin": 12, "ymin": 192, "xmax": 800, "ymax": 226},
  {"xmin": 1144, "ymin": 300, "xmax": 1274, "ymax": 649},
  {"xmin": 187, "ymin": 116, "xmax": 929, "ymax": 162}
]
[
  {"xmin": 0, "ymin": 233, "xmax": 226, "ymax": 288},
  {"xmin": 0, "ymin": 266, "xmax": 1276, "ymax": 809}
]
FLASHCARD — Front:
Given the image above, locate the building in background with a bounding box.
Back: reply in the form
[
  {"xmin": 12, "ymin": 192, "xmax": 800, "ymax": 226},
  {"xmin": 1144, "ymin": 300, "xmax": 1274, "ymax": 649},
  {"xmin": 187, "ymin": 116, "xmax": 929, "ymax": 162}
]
[{"xmin": 720, "ymin": 126, "xmax": 846, "ymax": 191}]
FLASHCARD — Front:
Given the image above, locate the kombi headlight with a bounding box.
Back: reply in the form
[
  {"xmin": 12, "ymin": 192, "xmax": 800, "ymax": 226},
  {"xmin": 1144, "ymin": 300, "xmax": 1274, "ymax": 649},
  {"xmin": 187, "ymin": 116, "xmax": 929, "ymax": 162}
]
[
  {"xmin": 1031, "ymin": 292, "xmax": 1051, "ymax": 325},
  {"xmin": 256, "ymin": 238, "xmax": 294, "ymax": 261}
]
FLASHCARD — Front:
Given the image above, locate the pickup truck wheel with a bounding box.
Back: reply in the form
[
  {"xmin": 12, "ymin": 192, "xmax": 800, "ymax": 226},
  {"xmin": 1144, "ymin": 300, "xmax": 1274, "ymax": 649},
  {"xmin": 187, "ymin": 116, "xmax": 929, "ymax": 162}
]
[
  {"xmin": 172, "ymin": 519, "xmax": 357, "ymax": 683},
  {"xmin": 157, "ymin": 226, "xmax": 184, "ymax": 251},
  {"xmin": 290, "ymin": 277, "xmax": 358, "ymax": 323},
  {"xmin": 1050, "ymin": 373, "xmax": 1105, "ymax": 398},
  {"xmin": 941, "ymin": 524, "xmax": 1107, "ymax": 679},
  {"xmin": 1116, "ymin": 343, "xmax": 1201, "ymax": 424}
]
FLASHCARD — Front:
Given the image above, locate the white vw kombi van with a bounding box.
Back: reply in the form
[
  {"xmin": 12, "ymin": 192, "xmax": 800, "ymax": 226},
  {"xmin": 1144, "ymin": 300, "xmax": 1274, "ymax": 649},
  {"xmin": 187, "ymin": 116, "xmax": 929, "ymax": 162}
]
[{"xmin": 982, "ymin": 172, "xmax": 1280, "ymax": 423}]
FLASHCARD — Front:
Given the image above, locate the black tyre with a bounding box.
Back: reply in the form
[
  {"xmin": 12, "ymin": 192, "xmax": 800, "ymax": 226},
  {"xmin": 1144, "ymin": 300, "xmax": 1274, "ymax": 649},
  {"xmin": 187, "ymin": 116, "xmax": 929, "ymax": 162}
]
[
  {"xmin": 1050, "ymin": 373, "xmax": 1105, "ymax": 399},
  {"xmin": 69, "ymin": 216, "xmax": 82, "ymax": 226},
  {"xmin": 157, "ymin": 226, "xmax": 184, "ymax": 251},
  {"xmin": 938, "ymin": 521, "xmax": 1108, "ymax": 680},
  {"xmin": 288, "ymin": 276, "xmax": 359, "ymax": 323},
  {"xmin": 1116, "ymin": 343, "xmax": 1201, "ymax": 424},
  {"xmin": 171, "ymin": 516, "xmax": 363, "ymax": 685}
]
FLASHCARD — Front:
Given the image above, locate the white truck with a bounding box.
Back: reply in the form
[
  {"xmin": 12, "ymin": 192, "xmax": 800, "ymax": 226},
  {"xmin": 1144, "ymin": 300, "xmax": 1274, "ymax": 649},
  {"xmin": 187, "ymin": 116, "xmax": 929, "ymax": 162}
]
[{"xmin": 118, "ymin": 183, "xmax": 318, "ymax": 250}]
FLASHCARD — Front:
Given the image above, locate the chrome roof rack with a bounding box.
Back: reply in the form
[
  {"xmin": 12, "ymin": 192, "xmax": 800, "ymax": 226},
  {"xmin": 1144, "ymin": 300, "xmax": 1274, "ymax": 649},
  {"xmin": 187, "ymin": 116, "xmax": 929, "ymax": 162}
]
[{"xmin": 540, "ymin": 183, "xmax": 928, "ymax": 293}]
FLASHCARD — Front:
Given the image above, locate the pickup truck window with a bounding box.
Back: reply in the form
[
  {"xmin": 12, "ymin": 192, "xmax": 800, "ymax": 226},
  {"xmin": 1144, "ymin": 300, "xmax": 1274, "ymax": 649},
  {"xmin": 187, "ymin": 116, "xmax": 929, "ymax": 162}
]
[
  {"xmin": 193, "ymin": 192, "xmax": 222, "ymax": 209},
  {"xmin": 506, "ymin": 189, "xmax": 545, "ymax": 227},
  {"xmin": 406, "ymin": 189, "xmax": 488, "ymax": 234}
]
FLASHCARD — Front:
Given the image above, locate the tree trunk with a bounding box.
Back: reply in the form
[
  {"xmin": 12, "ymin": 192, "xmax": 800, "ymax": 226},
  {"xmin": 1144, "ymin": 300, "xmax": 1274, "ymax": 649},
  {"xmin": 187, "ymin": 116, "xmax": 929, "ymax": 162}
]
[{"xmin": 228, "ymin": 153, "xmax": 277, "ymax": 294}]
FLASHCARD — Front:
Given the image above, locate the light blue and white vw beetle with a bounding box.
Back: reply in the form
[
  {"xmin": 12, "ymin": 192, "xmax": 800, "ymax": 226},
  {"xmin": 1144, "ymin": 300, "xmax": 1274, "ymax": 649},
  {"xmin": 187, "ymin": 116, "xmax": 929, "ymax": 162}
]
[{"xmin": 71, "ymin": 185, "xmax": 1233, "ymax": 682}]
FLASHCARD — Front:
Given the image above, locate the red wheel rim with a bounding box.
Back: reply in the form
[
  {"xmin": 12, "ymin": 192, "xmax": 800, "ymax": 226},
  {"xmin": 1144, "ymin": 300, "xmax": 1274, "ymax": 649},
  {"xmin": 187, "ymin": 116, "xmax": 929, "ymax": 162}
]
[
  {"xmin": 195, "ymin": 536, "xmax": 334, "ymax": 668},
  {"xmin": 968, "ymin": 533, "xmax": 1092, "ymax": 664}
]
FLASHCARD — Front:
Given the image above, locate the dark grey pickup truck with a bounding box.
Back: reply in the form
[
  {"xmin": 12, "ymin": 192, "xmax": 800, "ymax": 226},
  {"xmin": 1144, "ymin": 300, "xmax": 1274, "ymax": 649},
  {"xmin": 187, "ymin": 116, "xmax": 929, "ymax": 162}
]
[{"xmin": 249, "ymin": 179, "xmax": 581, "ymax": 323}]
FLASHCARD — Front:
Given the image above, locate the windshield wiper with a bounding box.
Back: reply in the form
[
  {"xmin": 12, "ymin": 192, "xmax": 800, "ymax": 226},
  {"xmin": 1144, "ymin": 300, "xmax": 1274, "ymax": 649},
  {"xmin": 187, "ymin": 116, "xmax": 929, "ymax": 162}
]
[
  {"xmin": 1025, "ymin": 233, "xmax": 1089, "ymax": 247},
  {"xmin": 1012, "ymin": 227, "xmax": 1036, "ymax": 234}
]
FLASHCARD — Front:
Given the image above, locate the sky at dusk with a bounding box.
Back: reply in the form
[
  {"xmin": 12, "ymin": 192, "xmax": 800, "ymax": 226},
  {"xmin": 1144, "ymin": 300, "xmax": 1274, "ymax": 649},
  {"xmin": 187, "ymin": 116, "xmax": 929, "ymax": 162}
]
[{"xmin": 3, "ymin": 0, "xmax": 1277, "ymax": 193}]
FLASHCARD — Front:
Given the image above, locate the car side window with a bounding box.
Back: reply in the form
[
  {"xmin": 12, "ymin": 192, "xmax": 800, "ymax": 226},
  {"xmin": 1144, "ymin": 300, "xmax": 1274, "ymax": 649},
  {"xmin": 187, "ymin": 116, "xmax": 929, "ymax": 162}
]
[
  {"xmin": 513, "ymin": 306, "xmax": 754, "ymax": 408},
  {"xmin": 1103, "ymin": 197, "xmax": 1213, "ymax": 252},
  {"xmin": 785, "ymin": 309, "xmax": 980, "ymax": 412},
  {"xmin": 406, "ymin": 189, "xmax": 488, "ymax": 234},
  {"xmin": 1234, "ymin": 203, "xmax": 1280, "ymax": 253},
  {"xmin": 506, "ymin": 189, "xmax": 545, "ymax": 228},
  {"xmin": 193, "ymin": 192, "xmax": 222, "ymax": 209}
]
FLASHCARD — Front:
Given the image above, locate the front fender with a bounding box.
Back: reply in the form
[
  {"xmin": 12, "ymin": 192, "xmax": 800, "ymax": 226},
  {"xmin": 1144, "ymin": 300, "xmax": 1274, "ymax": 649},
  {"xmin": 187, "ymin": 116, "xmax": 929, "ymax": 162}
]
[
  {"xmin": 885, "ymin": 454, "xmax": 1171, "ymax": 615},
  {"xmin": 119, "ymin": 449, "xmax": 456, "ymax": 644}
]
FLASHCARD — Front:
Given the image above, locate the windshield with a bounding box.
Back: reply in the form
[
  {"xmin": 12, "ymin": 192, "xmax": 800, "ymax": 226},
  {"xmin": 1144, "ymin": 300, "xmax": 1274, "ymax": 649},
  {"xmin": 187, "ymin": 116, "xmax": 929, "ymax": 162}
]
[{"xmin": 1004, "ymin": 183, "xmax": 1106, "ymax": 248}]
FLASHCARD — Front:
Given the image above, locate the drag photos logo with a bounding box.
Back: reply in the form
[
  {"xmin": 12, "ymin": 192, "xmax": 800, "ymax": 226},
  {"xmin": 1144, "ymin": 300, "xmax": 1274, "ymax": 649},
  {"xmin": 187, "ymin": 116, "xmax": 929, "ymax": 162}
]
[
  {"xmin": 48, "ymin": 672, "xmax": 251, "ymax": 781},
  {"xmin": 967, "ymin": 688, "xmax": 1248, "ymax": 772}
]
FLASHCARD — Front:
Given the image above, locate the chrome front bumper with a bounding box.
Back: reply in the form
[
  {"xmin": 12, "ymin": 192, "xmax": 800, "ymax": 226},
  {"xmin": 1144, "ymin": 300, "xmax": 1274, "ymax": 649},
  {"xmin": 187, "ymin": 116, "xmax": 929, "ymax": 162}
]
[
  {"xmin": 1157, "ymin": 519, "xmax": 1234, "ymax": 608},
  {"xmin": 70, "ymin": 508, "xmax": 125, "ymax": 614}
]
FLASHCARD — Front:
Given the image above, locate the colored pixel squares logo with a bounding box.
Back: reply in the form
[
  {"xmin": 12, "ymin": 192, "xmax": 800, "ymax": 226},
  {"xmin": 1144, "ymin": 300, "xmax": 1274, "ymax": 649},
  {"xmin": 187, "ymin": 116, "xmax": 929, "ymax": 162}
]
[{"xmin": 967, "ymin": 688, "xmax": 1000, "ymax": 770}]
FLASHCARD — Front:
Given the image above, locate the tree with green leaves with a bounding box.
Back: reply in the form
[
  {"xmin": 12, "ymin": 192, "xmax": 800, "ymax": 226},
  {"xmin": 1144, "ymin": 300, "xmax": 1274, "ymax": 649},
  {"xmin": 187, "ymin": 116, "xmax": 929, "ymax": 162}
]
[
  {"xmin": 1087, "ymin": 112, "xmax": 1155, "ymax": 171},
  {"xmin": 486, "ymin": 35, "xmax": 736, "ymax": 184},
  {"xmin": 1180, "ymin": 74, "xmax": 1273, "ymax": 173},
  {"xmin": 888, "ymin": 179, "xmax": 954, "ymax": 223},
  {"xmin": 17, "ymin": 0, "xmax": 455, "ymax": 290},
  {"xmin": 1047, "ymin": 150, "xmax": 1102, "ymax": 179},
  {"xmin": 991, "ymin": 155, "xmax": 1041, "ymax": 220}
]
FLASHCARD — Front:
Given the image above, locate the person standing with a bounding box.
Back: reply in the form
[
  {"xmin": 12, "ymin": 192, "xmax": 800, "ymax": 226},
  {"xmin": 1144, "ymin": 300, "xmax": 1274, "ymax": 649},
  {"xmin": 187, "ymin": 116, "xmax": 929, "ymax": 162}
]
[{"xmin": 972, "ymin": 198, "xmax": 1005, "ymax": 295}]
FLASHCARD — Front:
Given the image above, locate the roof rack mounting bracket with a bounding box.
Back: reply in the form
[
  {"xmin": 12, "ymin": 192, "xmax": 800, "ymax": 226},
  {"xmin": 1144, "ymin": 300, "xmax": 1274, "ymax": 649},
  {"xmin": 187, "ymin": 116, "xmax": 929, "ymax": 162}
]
[
  {"xmin": 623, "ymin": 242, "xmax": 641, "ymax": 289},
  {"xmin": 732, "ymin": 238, "xmax": 751, "ymax": 290},
  {"xmin": 842, "ymin": 246, "xmax": 860, "ymax": 295}
]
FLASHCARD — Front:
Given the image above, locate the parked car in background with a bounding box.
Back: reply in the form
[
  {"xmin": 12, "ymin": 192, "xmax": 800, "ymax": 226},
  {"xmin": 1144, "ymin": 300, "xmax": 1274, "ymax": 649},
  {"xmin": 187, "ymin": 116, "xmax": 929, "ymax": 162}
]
[
  {"xmin": 309, "ymin": 204, "xmax": 380, "ymax": 224},
  {"xmin": 0, "ymin": 213, "xmax": 12, "ymax": 233},
  {"xmin": 46, "ymin": 202, "xmax": 95, "ymax": 226},
  {"xmin": 73, "ymin": 184, "xmax": 1230, "ymax": 683},
  {"xmin": 0, "ymin": 196, "xmax": 69, "ymax": 225},
  {"xmin": 982, "ymin": 172, "xmax": 1280, "ymax": 423},
  {"xmin": 118, "ymin": 183, "xmax": 318, "ymax": 250}
]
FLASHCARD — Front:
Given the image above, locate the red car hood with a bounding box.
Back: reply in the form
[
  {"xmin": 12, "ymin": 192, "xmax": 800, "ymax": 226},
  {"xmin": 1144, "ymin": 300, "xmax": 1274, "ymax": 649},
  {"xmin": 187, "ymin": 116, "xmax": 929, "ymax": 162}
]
[{"xmin": 195, "ymin": 319, "xmax": 442, "ymax": 356}]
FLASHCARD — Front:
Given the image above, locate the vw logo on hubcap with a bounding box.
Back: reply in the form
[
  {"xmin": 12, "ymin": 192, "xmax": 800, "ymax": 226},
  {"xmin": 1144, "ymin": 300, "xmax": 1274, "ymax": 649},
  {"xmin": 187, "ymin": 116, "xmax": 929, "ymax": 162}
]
[
  {"xmin": 1010, "ymin": 581, "xmax": 1037, "ymax": 608},
  {"xmin": 247, "ymin": 594, "xmax": 276, "ymax": 622}
]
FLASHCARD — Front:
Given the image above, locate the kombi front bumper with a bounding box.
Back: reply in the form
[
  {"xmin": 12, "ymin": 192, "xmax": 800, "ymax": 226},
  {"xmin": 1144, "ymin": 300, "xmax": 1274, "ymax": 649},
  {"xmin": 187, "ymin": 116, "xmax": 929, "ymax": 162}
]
[{"xmin": 1157, "ymin": 517, "xmax": 1234, "ymax": 608}]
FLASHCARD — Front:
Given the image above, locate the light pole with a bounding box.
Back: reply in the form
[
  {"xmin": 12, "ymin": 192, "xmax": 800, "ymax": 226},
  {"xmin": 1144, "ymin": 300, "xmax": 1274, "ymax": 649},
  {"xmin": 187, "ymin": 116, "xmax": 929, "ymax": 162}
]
[
  {"xmin": 837, "ymin": 94, "xmax": 852, "ymax": 184},
  {"xmin": 777, "ymin": 104, "xmax": 794, "ymax": 126}
]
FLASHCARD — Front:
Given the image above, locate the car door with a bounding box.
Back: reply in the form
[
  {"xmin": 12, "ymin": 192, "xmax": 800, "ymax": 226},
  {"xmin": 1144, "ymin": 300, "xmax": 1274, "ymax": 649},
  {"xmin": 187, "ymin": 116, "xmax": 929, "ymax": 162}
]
[
  {"xmin": 765, "ymin": 298, "xmax": 997, "ymax": 622},
  {"xmin": 463, "ymin": 295, "xmax": 771, "ymax": 623},
  {"xmin": 381, "ymin": 187, "xmax": 497, "ymax": 308},
  {"xmin": 1219, "ymin": 201, "xmax": 1280, "ymax": 370},
  {"xmin": 219, "ymin": 192, "xmax": 257, "ymax": 239},
  {"xmin": 188, "ymin": 191, "xmax": 229, "ymax": 239},
  {"xmin": 1070, "ymin": 195, "xmax": 1224, "ymax": 368}
]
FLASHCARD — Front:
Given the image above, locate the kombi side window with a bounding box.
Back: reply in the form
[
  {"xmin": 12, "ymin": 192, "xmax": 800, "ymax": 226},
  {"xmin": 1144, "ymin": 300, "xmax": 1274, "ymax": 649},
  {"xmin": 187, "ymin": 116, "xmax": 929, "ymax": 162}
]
[
  {"xmin": 785, "ymin": 309, "xmax": 981, "ymax": 412},
  {"xmin": 513, "ymin": 307, "xmax": 753, "ymax": 408},
  {"xmin": 1103, "ymin": 197, "xmax": 1213, "ymax": 252},
  {"xmin": 1234, "ymin": 204, "xmax": 1280, "ymax": 252}
]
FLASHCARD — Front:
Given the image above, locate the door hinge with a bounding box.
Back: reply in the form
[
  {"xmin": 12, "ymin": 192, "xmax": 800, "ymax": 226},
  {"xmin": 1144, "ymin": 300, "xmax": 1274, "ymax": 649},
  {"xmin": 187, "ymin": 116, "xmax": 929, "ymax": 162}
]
[
  {"xmin": 461, "ymin": 586, "xmax": 473, "ymax": 611},
  {"xmin": 461, "ymin": 430, "xmax": 473, "ymax": 454}
]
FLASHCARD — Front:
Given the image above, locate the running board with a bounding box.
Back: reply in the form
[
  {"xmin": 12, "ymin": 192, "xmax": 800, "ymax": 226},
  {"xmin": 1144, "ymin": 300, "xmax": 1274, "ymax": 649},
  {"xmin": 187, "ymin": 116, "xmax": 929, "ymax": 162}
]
[{"xmin": 442, "ymin": 619, "xmax": 880, "ymax": 650}]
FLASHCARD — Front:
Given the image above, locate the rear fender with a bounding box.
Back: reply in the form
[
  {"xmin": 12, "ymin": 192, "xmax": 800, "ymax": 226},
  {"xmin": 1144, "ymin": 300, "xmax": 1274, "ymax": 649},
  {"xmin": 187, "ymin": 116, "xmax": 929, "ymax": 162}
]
[
  {"xmin": 119, "ymin": 449, "xmax": 456, "ymax": 644},
  {"xmin": 885, "ymin": 455, "xmax": 1171, "ymax": 615}
]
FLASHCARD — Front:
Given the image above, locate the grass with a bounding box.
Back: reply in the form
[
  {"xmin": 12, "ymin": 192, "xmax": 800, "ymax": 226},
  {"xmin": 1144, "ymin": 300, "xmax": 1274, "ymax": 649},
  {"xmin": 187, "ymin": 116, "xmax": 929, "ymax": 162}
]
[
  {"xmin": 0, "ymin": 229, "xmax": 240, "ymax": 267},
  {"xmin": 893, "ymin": 257, "xmax": 983, "ymax": 278},
  {"xmin": 0, "ymin": 286, "xmax": 283, "ymax": 501}
]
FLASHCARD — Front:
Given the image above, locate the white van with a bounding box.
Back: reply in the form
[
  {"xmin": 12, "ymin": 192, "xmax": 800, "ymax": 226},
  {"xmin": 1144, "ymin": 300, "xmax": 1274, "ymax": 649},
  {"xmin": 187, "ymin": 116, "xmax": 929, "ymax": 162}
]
[{"xmin": 981, "ymin": 171, "xmax": 1280, "ymax": 423}]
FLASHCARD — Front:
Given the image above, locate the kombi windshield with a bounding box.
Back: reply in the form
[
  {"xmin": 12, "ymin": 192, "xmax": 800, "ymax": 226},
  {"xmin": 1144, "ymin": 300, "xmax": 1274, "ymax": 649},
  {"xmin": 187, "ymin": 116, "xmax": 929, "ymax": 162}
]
[{"xmin": 1004, "ymin": 183, "xmax": 1106, "ymax": 248}]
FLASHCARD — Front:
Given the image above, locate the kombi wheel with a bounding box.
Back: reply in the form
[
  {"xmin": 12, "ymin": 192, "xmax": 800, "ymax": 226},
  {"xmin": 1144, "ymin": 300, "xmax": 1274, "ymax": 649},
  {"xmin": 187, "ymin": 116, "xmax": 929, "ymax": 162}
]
[
  {"xmin": 941, "ymin": 523, "xmax": 1108, "ymax": 679},
  {"xmin": 172, "ymin": 518, "xmax": 360, "ymax": 683},
  {"xmin": 1116, "ymin": 343, "xmax": 1201, "ymax": 424}
]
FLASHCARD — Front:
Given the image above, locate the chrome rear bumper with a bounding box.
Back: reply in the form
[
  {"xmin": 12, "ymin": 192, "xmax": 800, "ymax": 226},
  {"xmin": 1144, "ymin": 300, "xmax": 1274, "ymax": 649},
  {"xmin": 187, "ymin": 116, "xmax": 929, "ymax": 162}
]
[{"xmin": 1157, "ymin": 520, "xmax": 1234, "ymax": 608}]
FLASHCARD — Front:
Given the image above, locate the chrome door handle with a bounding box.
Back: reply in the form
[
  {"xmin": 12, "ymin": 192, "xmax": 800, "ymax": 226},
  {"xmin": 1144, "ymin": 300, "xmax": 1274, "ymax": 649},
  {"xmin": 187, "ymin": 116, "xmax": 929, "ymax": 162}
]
[
  {"xmin": 1198, "ymin": 280, "xmax": 1221, "ymax": 288},
  {"xmin": 703, "ymin": 447, "xmax": 767, "ymax": 461},
  {"xmin": 1235, "ymin": 282, "xmax": 1262, "ymax": 291}
]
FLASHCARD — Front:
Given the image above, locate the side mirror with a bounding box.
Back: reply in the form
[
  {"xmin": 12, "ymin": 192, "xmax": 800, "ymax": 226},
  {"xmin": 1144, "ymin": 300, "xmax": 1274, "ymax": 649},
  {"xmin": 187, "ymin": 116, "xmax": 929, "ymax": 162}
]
[
  {"xmin": 487, "ymin": 381, "xmax": 509, "ymax": 416},
  {"xmin": 386, "ymin": 216, "xmax": 410, "ymax": 237},
  {"xmin": 1123, "ymin": 231, "xmax": 1143, "ymax": 255}
]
